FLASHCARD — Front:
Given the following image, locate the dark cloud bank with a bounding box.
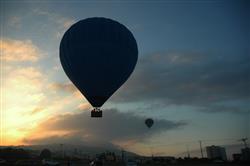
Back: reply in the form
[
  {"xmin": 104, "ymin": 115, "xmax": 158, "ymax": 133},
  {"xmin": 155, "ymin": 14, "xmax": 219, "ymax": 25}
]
[
  {"xmin": 112, "ymin": 51, "xmax": 250, "ymax": 113},
  {"xmin": 24, "ymin": 109, "xmax": 186, "ymax": 146}
]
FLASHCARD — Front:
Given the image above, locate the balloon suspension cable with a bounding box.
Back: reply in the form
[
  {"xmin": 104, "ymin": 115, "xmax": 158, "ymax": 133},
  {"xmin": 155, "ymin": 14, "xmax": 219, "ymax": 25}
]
[{"xmin": 91, "ymin": 107, "xmax": 102, "ymax": 118}]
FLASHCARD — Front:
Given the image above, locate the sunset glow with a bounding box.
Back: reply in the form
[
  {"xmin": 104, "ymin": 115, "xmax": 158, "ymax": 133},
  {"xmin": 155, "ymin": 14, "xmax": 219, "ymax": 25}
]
[{"xmin": 0, "ymin": 0, "xmax": 249, "ymax": 158}]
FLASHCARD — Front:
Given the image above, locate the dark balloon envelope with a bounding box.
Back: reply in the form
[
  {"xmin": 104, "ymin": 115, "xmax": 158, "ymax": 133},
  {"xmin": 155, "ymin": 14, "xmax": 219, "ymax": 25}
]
[
  {"xmin": 60, "ymin": 17, "xmax": 138, "ymax": 108},
  {"xmin": 145, "ymin": 118, "xmax": 154, "ymax": 128}
]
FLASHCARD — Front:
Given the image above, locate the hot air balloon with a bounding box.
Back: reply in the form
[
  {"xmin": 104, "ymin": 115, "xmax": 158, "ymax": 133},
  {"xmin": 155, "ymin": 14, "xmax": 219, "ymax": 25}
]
[
  {"xmin": 59, "ymin": 17, "xmax": 138, "ymax": 117},
  {"xmin": 145, "ymin": 118, "xmax": 154, "ymax": 128}
]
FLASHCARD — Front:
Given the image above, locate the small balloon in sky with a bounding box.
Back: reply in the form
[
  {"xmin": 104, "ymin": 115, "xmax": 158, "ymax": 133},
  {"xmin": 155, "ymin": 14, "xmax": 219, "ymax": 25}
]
[
  {"xmin": 145, "ymin": 118, "xmax": 154, "ymax": 128},
  {"xmin": 59, "ymin": 17, "xmax": 138, "ymax": 117}
]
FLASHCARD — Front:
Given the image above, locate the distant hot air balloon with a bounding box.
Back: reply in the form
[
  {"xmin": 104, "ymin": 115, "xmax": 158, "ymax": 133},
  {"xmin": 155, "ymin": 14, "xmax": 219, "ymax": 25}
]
[
  {"xmin": 59, "ymin": 17, "xmax": 138, "ymax": 117},
  {"xmin": 145, "ymin": 118, "xmax": 154, "ymax": 128}
]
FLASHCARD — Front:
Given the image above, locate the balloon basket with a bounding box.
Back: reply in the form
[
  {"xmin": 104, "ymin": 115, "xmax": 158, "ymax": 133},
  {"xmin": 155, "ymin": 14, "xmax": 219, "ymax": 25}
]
[{"xmin": 91, "ymin": 108, "xmax": 102, "ymax": 118}]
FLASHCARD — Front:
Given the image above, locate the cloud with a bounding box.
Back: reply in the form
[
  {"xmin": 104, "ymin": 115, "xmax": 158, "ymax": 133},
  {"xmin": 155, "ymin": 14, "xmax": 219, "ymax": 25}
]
[
  {"xmin": 55, "ymin": 17, "xmax": 75, "ymax": 38},
  {"xmin": 4, "ymin": 67, "xmax": 45, "ymax": 105},
  {"xmin": 49, "ymin": 82, "xmax": 83, "ymax": 99},
  {"xmin": 77, "ymin": 103, "xmax": 91, "ymax": 110},
  {"xmin": 30, "ymin": 107, "xmax": 44, "ymax": 115},
  {"xmin": 8, "ymin": 16, "xmax": 22, "ymax": 28},
  {"xmin": 52, "ymin": 51, "xmax": 249, "ymax": 113},
  {"xmin": 2, "ymin": 65, "xmax": 48, "ymax": 145},
  {"xmin": 0, "ymin": 38, "xmax": 43, "ymax": 62},
  {"xmin": 55, "ymin": 18, "xmax": 75, "ymax": 39},
  {"xmin": 32, "ymin": 8, "xmax": 75, "ymax": 39},
  {"xmin": 49, "ymin": 82, "xmax": 77, "ymax": 93},
  {"xmin": 23, "ymin": 108, "xmax": 186, "ymax": 146},
  {"xmin": 0, "ymin": 36, "xmax": 80, "ymax": 144},
  {"xmin": 3, "ymin": 64, "xmax": 88, "ymax": 145},
  {"xmin": 110, "ymin": 51, "xmax": 250, "ymax": 113},
  {"xmin": 5, "ymin": 66, "xmax": 45, "ymax": 102},
  {"xmin": 58, "ymin": 18, "xmax": 75, "ymax": 29}
]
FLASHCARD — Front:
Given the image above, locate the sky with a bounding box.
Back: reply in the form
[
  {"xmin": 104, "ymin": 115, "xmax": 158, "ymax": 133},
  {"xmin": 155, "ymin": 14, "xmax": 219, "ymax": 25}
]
[{"xmin": 0, "ymin": 0, "xmax": 249, "ymax": 158}]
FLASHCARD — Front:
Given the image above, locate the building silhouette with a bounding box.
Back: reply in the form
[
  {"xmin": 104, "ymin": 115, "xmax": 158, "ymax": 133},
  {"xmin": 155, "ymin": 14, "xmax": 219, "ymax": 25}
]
[
  {"xmin": 206, "ymin": 145, "xmax": 227, "ymax": 161},
  {"xmin": 241, "ymin": 147, "xmax": 250, "ymax": 161}
]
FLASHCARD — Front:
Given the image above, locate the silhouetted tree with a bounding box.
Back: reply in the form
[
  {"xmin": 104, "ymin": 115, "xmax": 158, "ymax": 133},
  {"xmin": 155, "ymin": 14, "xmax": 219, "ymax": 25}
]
[{"xmin": 39, "ymin": 149, "xmax": 51, "ymax": 159}]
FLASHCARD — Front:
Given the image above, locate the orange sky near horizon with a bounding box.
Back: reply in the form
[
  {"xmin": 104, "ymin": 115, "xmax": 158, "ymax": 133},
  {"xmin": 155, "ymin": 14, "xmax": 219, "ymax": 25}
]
[{"xmin": 0, "ymin": 38, "xmax": 88, "ymax": 146}]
